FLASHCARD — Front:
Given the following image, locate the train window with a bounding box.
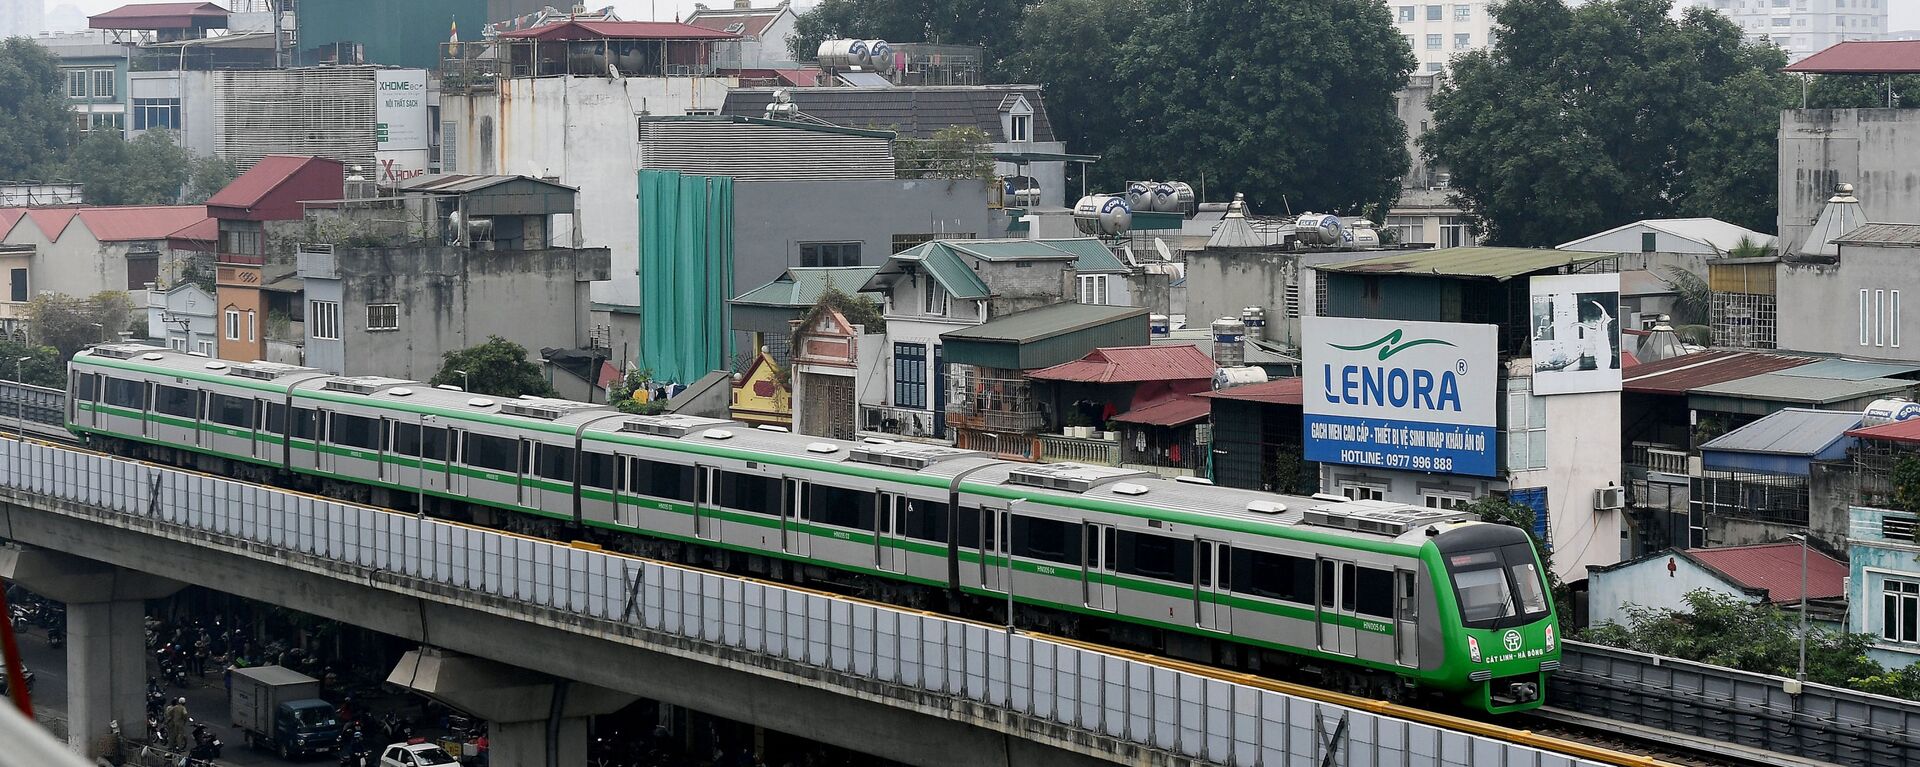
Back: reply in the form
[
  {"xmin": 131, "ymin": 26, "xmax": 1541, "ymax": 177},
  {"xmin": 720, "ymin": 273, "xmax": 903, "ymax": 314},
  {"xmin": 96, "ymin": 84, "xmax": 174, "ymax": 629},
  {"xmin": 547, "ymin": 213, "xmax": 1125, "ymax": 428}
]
[
  {"xmin": 421, "ymin": 427, "xmax": 446, "ymax": 461},
  {"xmin": 719, "ymin": 471, "xmax": 780, "ymax": 515},
  {"xmin": 808, "ymin": 484, "xmax": 875, "ymax": 529},
  {"xmin": 957, "ymin": 507, "xmax": 981, "ymax": 549},
  {"xmin": 629, "ymin": 459, "xmax": 695, "ymax": 502},
  {"xmin": 464, "ymin": 433, "xmax": 519, "ymax": 473},
  {"xmin": 207, "ymin": 393, "xmax": 254, "ymax": 429},
  {"xmin": 1340, "ymin": 564, "xmax": 1357, "ymax": 612},
  {"xmin": 1011, "ymin": 516, "xmax": 1081, "ymax": 565},
  {"xmin": 153, "ymin": 384, "xmax": 198, "ymax": 419},
  {"xmin": 900, "ymin": 499, "xmax": 949, "ymax": 542},
  {"xmin": 290, "ymin": 408, "xmax": 317, "ymax": 440},
  {"xmin": 580, "ymin": 452, "xmax": 615, "ymax": 489},
  {"xmin": 1230, "ymin": 550, "xmax": 1314, "ymax": 603},
  {"xmin": 535, "ymin": 444, "xmax": 574, "ymax": 482},
  {"xmin": 265, "ymin": 403, "xmax": 286, "ymax": 434},
  {"xmin": 1319, "ymin": 560, "xmax": 1336, "ymax": 608},
  {"xmin": 1198, "ymin": 544, "xmax": 1212, "ymax": 587},
  {"xmin": 1115, "ymin": 531, "xmax": 1192, "ymax": 584},
  {"xmin": 1355, "ymin": 567, "xmax": 1394, "ymax": 618},
  {"xmin": 393, "ymin": 422, "xmax": 447, "ymax": 459},
  {"xmin": 103, "ymin": 378, "xmax": 146, "ymax": 410},
  {"xmin": 1511, "ymin": 561, "xmax": 1550, "ymax": 614},
  {"xmin": 75, "ymin": 373, "xmax": 97, "ymax": 402},
  {"xmin": 330, "ymin": 414, "xmax": 384, "ymax": 451}
]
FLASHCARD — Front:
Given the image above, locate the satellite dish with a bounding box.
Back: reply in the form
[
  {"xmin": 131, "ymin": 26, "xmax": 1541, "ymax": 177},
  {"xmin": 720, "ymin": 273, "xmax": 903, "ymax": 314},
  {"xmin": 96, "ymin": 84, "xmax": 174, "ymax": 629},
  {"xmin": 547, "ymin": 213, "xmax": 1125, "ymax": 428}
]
[
  {"xmin": 1121, "ymin": 244, "xmax": 1138, "ymax": 266},
  {"xmin": 1154, "ymin": 237, "xmax": 1173, "ymax": 261},
  {"xmin": 608, "ymin": 63, "xmax": 621, "ymax": 80}
]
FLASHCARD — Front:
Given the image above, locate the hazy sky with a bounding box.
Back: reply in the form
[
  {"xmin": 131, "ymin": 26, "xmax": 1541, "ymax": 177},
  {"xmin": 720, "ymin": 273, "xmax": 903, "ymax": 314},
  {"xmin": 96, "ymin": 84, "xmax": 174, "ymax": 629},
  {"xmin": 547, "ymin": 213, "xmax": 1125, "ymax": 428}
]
[{"xmin": 41, "ymin": 0, "xmax": 1920, "ymax": 34}]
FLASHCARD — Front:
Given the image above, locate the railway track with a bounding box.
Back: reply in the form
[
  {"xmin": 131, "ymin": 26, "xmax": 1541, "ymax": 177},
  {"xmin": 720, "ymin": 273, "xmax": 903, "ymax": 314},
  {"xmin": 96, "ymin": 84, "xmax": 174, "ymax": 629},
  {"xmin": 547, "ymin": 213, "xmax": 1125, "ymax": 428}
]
[{"xmin": 6, "ymin": 428, "xmax": 1815, "ymax": 767}]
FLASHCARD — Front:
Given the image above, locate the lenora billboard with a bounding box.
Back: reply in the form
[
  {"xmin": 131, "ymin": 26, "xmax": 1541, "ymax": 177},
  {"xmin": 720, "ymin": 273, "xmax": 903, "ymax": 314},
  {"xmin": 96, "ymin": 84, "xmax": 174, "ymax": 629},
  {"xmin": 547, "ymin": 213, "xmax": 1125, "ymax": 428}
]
[
  {"xmin": 1528, "ymin": 272, "xmax": 1621, "ymax": 395},
  {"xmin": 1303, "ymin": 317, "xmax": 1498, "ymax": 476}
]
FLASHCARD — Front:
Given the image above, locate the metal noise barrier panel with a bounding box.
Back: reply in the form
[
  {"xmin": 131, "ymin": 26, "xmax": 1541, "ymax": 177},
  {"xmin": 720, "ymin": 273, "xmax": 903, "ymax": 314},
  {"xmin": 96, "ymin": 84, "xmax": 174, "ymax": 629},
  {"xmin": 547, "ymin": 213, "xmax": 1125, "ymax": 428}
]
[
  {"xmin": 0, "ymin": 439, "xmax": 1612, "ymax": 767},
  {"xmin": 1554, "ymin": 640, "xmax": 1920, "ymax": 767}
]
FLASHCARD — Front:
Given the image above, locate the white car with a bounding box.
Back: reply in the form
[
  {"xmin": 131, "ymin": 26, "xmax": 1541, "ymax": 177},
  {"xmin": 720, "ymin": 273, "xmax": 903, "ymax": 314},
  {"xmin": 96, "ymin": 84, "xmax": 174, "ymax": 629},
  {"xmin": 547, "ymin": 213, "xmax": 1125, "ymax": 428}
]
[{"xmin": 379, "ymin": 741, "xmax": 460, "ymax": 767}]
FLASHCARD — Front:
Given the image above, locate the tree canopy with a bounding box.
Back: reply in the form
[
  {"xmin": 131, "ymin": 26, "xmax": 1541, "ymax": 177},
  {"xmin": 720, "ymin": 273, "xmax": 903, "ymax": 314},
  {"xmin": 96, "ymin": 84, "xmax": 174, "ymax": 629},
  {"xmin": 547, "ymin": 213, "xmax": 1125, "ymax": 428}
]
[
  {"xmin": 0, "ymin": 340, "xmax": 67, "ymax": 389},
  {"xmin": 26, "ymin": 291, "xmax": 133, "ymax": 359},
  {"xmin": 185, "ymin": 153, "xmax": 240, "ymax": 204},
  {"xmin": 0, "ymin": 37, "xmax": 76, "ymax": 180},
  {"xmin": 429, "ymin": 336, "xmax": 558, "ymax": 399},
  {"xmin": 786, "ymin": 0, "xmax": 1028, "ymax": 74},
  {"xmin": 1422, "ymin": 0, "xmax": 1795, "ymax": 246},
  {"xmin": 67, "ymin": 129, "xmax": 192, "ymax": 205}
]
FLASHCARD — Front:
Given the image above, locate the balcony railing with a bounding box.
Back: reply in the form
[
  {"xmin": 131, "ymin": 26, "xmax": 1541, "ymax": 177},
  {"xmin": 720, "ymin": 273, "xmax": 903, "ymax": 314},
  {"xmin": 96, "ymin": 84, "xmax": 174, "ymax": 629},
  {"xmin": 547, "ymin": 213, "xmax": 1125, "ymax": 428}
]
[
  {"xmin": 1038, "ymin": 434, "xmax": 1121, "ymax": 466},
  {"xmin": 1627, "ymin": 442, "xmax": 1692, "ymax": 476},
  {"xmin": 944, "ymin": 408, "xmax": 1044, "ymax": 433},
  {"xmin": 860, "ymin": 404, "xmax": 941, "ymax": 440}
]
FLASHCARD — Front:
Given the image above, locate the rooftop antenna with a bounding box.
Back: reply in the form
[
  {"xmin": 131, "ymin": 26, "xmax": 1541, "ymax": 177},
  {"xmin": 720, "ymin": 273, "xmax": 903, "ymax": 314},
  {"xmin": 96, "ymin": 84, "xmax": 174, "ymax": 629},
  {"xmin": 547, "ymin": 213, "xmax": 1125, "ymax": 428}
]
[{"xmin": 1281, "ymin": 195, "xmax": 1292, "ymax": 216}]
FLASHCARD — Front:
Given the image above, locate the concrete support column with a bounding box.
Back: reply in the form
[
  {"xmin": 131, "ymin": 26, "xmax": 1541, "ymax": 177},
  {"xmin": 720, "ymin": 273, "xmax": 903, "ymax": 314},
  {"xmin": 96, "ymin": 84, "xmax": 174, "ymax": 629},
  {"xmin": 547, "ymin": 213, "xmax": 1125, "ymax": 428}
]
[
  {"xmin": 0, "ymin": 546, "xmax": 184, "ymax": 757},
  {"xmin": 388, "ymin": 648, "xmax": 635, "ymax": 767}
]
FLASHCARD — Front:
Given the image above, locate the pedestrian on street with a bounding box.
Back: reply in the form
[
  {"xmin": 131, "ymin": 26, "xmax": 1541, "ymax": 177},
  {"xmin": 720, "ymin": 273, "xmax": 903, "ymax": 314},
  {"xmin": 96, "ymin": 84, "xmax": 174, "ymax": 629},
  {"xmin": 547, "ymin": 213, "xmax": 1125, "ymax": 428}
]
[
  {"xmin": 192, "ymin": 634, "xmax": 210, "ymax": 677},
  {"xmin": 164, "ymin": 697, "xmax": 190, "ymax": 751}
]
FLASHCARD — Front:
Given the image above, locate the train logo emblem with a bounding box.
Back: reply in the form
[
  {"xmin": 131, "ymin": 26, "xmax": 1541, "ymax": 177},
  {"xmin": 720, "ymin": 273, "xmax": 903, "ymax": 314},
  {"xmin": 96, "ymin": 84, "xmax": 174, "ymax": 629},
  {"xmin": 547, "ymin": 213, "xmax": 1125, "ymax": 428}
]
[{"xmin": 1503, "ymin": 629, "xmax": 1523, "ymax": 653}]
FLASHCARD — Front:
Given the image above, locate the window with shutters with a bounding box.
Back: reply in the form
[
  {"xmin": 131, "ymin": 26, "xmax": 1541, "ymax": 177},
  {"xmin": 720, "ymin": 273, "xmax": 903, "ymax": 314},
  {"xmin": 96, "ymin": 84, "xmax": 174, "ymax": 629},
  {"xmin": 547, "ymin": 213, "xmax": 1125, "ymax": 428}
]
[{"xmin": 367, "ymin": 303, "xmax": 399, "ymax": 331}]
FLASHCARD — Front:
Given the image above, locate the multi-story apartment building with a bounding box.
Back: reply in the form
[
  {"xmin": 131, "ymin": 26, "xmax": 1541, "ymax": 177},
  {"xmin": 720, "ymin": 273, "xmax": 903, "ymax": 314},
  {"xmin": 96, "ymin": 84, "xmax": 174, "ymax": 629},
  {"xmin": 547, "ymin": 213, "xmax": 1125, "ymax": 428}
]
[
  {"xmin": 1388, "ymin": 1, "xmax": 1494, "ymax": 74},
  {"xmin": 1684, "ymin": 0, "xmax": 1887, "ymax": 61}
]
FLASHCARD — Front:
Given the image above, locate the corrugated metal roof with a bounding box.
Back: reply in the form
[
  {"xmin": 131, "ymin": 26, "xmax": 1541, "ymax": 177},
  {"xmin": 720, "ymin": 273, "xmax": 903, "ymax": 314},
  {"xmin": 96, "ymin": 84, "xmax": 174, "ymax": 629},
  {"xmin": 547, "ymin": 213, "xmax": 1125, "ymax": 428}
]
[
  {"xmin": 731, "ymin": 266, "xmax": 880, "ymax": 307},
  {"xmin": 1622, "ymin": 350, "xmax": 1817, "ymax": 395},
  {"xmin": 90, "ymin": 2, "xmax": 226, "ymax": 30},
  {"xmin": 1772, "ymin": 358, "xmax": 1920, "ymax": 381},
  {"xmin": 22, "ymin": 208, "xmax": 78, "ymax": 240},
  {"xmin": 939, "ymin": 302, "xmax": 1146, "ymax": 344},
  {"xmin": 1555, "ymin": 218, "xmax": 1775, "ymax": 253},
  {"xmin": 948, "ymin": 238, "xmax": 1129, "ymax": 272},
  {"xmin": 1196, "ymin": 377, "xmax": 1303, "ymax": 405},
  {"xmin": 1833, "ymin": 223, "xmax": 1920, "ymax": 246},
  {"xmin": 1784, "ymin": 40, "xmax": 1920, "ymax": 74},
  {"xmin": 1026, "ymin": 345, "xmax": 1216, "ymax": 383},
  {"xmin": 1848, "ymin": 418, "xmax": 1920, "ymax": 445},
  {"xmin": 1112, "ymin": 395, "xmax": 1210, "ymax": 427},
  {"xmin": 398, "ymin": 174, "xmax": 577, "ymax": 195},
  {"xmin": 1699, "ymin": 408, "xmax": 1861, "ymax": 455},
  {"xmin": 1683, "ymin": 544, "xmax": 1847, "ymax": 603},
  {"xmin": 683, "ymin": 7, "xmax": 783, "ymax": 37},
  {"xmin": 720, "ymin": 85, "xmax": 1056, "ymax": 142},
  {"xmin": 1691, "ymin": 373, "xmax": 1913, "ymax": 404},
  {"xmin": 207, "ymin": 155, "xmax": 340, "ymax": 211},
  {"xmin": 921, "ymin": 246, "xmax": 992, "ymax": 299},
  {"xmin": 1319, "ymin": 247, "xmax": 1615, "ymax": 281},
  {"xmin": 497, "ymin": 20, "xmax": 739, "ymax": 40},
  {"xmin": 166, "ymin": 216, "xmax": 217, "ymax": 247},
  {"xmin": 75, "ymin": 205, "xmax": 209, "ymax": 242},
  {"xmin": 0, "ymin": 209, "xmax": 21, "ymax": 239},
  {"xmin": 637, "ymin": 118, "xmax": 895, "ymax": 181}
]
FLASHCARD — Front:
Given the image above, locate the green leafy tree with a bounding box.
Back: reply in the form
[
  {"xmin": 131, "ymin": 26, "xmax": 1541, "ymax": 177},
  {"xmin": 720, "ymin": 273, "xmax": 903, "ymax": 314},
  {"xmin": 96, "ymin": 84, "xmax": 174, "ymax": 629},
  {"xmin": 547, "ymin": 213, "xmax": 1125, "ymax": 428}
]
[
  {"xmin": 1581, "ymin": 589, "xmax": 1911, "ymax": 697},
  {"xmin": 67, "ymin": 129, "xmax": 191, "ymax": 205},
  {"xmin": 1005, "ymin": 0, "xmax": 1149, "ymax": 193},
  {"xmin": 428, "ymin": 336, "xmax": 558, "ymax": 398},
  {"xmin": 896, "ymin": 125, "xmax": 997, "ymax": 181},
  {"xmin": 1805, "ymin": 74, "xmax": 1920, "ymax": 109},
  {"xmin": 1890, "ymin": 455, "xmax": 1920, "ymax": 513},
  {"xmin": 0, "ymin": 340, "xmax": 66, "ymax": 388},
  {"xmin": 184, "ymin": 153, "xmax": 240, "ymax": 204},
  {"xmin": 25, "ymin": 291, "xmax": 133, "ymax": 359},
  {"xmin": 1422, "ymin": 0, "xmax": 1795, "ymax": 246},
  {"xmin": 786, "ymin": 0, "xmax": 1028, "ymax": 73},
  {"xmin": 0, "ymin": 37, "xmax": 77, "ymax": 180}
]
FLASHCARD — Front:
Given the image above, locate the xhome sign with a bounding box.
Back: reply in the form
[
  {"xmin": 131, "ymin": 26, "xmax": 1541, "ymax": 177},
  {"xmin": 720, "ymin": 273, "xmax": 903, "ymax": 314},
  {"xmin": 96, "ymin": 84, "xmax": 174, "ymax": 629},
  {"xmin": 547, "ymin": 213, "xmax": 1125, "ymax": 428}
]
[{"xmin": 1303, "ymin": 317, "xmax": 1498, "ymax": 477}]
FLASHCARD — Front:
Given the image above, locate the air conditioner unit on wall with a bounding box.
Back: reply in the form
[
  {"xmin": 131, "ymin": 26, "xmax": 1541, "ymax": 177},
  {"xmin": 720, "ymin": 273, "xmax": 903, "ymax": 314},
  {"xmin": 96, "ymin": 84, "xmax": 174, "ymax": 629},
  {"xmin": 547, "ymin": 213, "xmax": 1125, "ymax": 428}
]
[{"xmin": 1594, "ymin": 484, "xmax": 1625, "ymax": 511}]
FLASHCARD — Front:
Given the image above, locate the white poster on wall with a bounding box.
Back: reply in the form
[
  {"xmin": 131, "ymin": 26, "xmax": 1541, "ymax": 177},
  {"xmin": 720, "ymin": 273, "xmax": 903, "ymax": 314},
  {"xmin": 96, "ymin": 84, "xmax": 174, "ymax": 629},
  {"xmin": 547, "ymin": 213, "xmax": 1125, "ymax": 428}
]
[
  {"xmin": 375, "ymin": 69, "xmax": 429, "ymax": 152},
  {"xmin": 1529, "ymin": 272, "xmax": 1622, "ymax": 395}
]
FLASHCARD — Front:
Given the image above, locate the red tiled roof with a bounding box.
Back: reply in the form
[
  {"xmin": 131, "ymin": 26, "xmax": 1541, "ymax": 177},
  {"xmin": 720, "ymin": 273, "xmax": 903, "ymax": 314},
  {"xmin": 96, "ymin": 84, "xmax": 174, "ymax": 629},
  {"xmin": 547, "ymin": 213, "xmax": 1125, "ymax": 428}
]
[
  {"xmin": 1197, "ymin": 377, "xmax": 1303, "ymax": 405},
  {"xmin": 1785, "ymin": 40, "xmax": 1920, "ymax": 75},
  {"xmin": 0, "ymin": 209, "xmax": 23, "ymax": 240},
  {"xmin": 1622, "ymin": 350, "xmax": 1816, "ymax": 396},
  {"xmin": 23, "ymin": 209, "xmax": 80, "ymax": 240},
  {"xmin": 1848, "ymin": 417, "xmax": 1920, "ymax": 445},
  {"xmin": 91, "ymin": 2, "xmax": 228, "ymax": 30},
  {"xmin": 1111, "ymin": 395, "xmax": 1210, "ymax": 427},
  {"xmin": 76, "ymin": 205, "xmax": 209, "ymax": 242},
  {"xmin": 774, "ymin": 68, "xmax": 823, "ymax": 87},
  {"xmin": 165, "ymin": 216, "xmax": 218, "ymax": 249},
  {"xmin": 207, "ymin": 155, "xmax": 343, "ymax": 220},
  {"xmin": 1684, "ymin": 544, "xmax": 1847, "ymax": 604},
  {"xmin": 498, "ymin": 20, "xmax": 739, "ymax": 41},
  {"xmin": 1026, "ymin": 345, "xmax": 1216, "ymax": 384},
  {"xmin": 684, "ymin": 10, "xmax": 781, "ymax": 37}
]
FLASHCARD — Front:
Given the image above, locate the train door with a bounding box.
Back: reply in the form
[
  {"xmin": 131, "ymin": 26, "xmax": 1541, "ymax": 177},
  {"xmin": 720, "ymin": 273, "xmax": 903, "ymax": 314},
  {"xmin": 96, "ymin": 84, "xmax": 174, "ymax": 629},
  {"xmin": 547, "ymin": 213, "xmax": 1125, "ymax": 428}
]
[
  {"xmin": 378, "ymin": 417, "xmax": 400, "ymax": 482},
  {"xmin": 1318, "ymin": 558, "xmax": 1358, "ymax": 656},
  {"xmin": 692, "ymin": 466, "xmax": 719, "ymax": 540},
  {"xmin": 1196, "ymin": 539, "xmax": 1232, "ymax": 633},
  {"xmin": 876, "ymin": 494, "xmax": 907, "ymax": 573},
  {"xmin": 1083, "ymin": 522, "xmax": 1116, "ymax": 612},
  {"xmin": 444, "ymin": 428, "xmax": 466, "ymax": 497},
  {"xmin": 251, "ymin": 399, "xmax": 273, "ymax": 460},
  {"xmin": 975, "ymin": 505, "xmax": 1010, "ymax": 593},
  {"xmin": 313, "ymin": 412, "xmax": 334, "ymax": 473},
  {"xmin": 615, "ymin": 457, "xmax": 641, "ymax": 529},
  {"xmin": 1394, "ymin": 568, "xmax": 1420, "ymax": 667},
  {"xmin": 516, "ymin": 438, "xmax": 537, "ymax": 507},
  {"xmin": 782, "ymin": 477, "xmax": 809, "ymax": 557}
]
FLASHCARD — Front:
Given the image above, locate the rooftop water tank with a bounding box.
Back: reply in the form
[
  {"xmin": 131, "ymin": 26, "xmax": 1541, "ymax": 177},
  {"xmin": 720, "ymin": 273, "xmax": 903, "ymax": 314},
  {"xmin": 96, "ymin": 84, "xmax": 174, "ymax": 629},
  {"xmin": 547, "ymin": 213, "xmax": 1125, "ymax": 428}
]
[
  {"xmin": 1073, "ymin": 195, "xmax": 1131, "ymax": 237},
  {"xmin": 1211, "ymin": 317, "xmax": 1246, "ymax": 368},
  {"xmin": 1212, "ymin": 366, "xmax": 1268, "ymax": 391},
  {"xmin": 1241, "ymin": 306, "xmax": 1266, "ymax": 344},
  {"xmin": 1863, "ymin": 398, "xmax": 1920, "ymax": 428},
  {"xmin": 816, "ymin": 39, "xmax": 870, "ymax": 69}
]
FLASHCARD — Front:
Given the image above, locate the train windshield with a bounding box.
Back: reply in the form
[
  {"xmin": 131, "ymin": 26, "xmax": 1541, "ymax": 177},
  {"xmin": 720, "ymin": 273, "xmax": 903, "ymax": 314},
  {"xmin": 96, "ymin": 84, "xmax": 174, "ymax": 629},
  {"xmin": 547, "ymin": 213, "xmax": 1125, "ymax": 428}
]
[{"xmin": 1446, "ymin": 544, "xmax": 1551, "ymax": 629}]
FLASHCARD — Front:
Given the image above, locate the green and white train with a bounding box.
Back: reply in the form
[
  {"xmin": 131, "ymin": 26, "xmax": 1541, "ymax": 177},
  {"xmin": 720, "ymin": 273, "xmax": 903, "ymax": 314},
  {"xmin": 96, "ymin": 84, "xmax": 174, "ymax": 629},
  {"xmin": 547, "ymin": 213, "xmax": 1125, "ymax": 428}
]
[{"xmin": 66, "ymin": 345, "xmax": 1560, "ymax": 713}]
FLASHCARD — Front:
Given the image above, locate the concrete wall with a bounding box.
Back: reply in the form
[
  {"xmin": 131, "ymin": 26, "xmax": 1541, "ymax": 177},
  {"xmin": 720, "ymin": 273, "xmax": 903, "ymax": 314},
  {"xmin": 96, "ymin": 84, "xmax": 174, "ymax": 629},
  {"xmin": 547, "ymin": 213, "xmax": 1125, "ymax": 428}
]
[
  {"xmin": 305, "ymin": 245, "xmax": 609, "ymax": 379},
  {"xmin": 1776, "ymin": 243, "xmax": 1920, "ymax": 360},
  {"xmin": 1587, "ymin": 553, "xmax": 1755, "ymax": 630},
  {"xmin": 1537, "ymin": 389, "xmax": 1624, "ymax": 581},
  {"xmin": 730, "ymin": 179, "xmax": 990, "ymax": 294},
  {"xmin": 302, "ymin": 275, "xmax": 346, "ymax": 374},
  {"xmin": 1189, "ymin": 249, "xmax": 1388, "ymax": 349},
  {"xmin": 1778, "ymin": 109, "xmax": 1920, "ymax": 254},
  {"xmin": 1849, "ymin": 506, "xmax": 1920, "ymax": 669},
  {"xmin": 1396, "ymin": 75, "xmax": 1437, "ymax": 187}
]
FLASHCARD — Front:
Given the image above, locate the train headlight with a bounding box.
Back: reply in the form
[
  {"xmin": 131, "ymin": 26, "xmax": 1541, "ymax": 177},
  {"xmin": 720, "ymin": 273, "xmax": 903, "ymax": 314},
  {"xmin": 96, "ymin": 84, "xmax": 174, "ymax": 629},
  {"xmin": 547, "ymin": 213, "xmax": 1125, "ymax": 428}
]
[
  {"xmin": 1467, "ymin": 636, "xmax": 1481, "ymax": 663},
  {"xmin": 1545, "ymin": 624, "xmax": 1555, "ymax": 651}
]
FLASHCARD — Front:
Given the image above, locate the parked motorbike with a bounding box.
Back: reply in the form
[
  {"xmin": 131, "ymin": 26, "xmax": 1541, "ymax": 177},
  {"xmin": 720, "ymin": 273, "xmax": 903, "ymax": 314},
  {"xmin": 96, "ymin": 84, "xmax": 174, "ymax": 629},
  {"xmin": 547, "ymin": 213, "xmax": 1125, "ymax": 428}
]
[
  {"xmin": 46, "ymin": 626, "xmax": 64, "ymax": 649},
  {"xmin": 189, "ymin": 723, "xmax": 223, "ymax": 760}
]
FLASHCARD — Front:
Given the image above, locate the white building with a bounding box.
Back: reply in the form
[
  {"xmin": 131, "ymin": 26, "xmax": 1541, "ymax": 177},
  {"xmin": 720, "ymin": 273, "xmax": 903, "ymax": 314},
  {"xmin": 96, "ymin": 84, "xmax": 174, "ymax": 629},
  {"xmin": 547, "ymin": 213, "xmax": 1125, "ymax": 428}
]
[
  {"xmin": 1683, "ymin": 0, "xmax": 1887, "ymax": 61},
  {"xmin": 1389, "ymin": 1, "xmax": 1494, "ymax": 74},
  {"xmin": 685, "ymin": 1, "xmax": 800, "ymax": 70},
  {"xmin": 145, "ymin": 282, "xmax": 218, "ymax": 355}
]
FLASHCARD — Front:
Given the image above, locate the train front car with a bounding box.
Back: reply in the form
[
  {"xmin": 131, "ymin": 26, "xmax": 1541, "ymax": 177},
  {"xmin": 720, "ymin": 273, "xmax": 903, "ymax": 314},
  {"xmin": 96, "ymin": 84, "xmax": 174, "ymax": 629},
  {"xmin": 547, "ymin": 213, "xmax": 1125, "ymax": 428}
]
[{"xmin": 1426, "ymin": 523, "xmax": 1559, "ymax": 714}]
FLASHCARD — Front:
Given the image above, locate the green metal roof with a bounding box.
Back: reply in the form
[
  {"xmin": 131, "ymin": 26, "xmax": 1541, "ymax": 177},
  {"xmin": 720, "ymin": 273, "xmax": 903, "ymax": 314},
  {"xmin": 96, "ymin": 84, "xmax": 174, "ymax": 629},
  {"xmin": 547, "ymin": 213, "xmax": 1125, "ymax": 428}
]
[
  {"xmin": 945, "ymin": 238, "xmax": 1129, "ymax": 273},
  {"xmin": 731, "ymin": 266, "xmax": 880, "ymax": 307},
  {"xmin": 941, "ymin": 302, "xmax": 1148, "ymax": 344},
  {"xmin": 920, "ymin": 246, "xmax": 993, "ymax": 299},
  {"xmin": 1320, "ymin": 247, "xmax": 1616, "ymax": 281}
]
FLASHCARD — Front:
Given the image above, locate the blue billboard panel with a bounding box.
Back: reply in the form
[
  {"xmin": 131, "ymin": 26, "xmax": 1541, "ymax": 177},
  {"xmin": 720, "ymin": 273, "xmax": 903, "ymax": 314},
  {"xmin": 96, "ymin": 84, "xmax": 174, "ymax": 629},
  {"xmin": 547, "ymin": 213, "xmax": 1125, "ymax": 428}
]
[{"xmin": 1303, "ymin": 414, "xmax": 1498, "ymax": 477}]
